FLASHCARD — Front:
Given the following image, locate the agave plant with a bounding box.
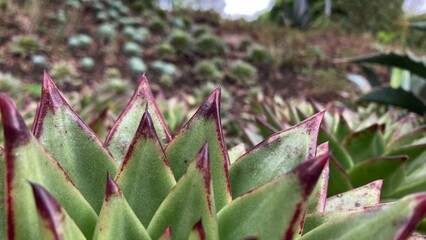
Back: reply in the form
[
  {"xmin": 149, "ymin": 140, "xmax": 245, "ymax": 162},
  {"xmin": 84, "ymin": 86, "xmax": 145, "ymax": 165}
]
[
  {"xmin": 0, "ymin": 72, "xmax": 425, "ymax": 239},
  {"xmin": 247, "ymin": 97, "xmax": 426, "ymax": 199}
]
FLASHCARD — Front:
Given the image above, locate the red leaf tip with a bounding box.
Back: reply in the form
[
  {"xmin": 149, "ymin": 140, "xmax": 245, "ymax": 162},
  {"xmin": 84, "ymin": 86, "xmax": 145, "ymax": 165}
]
[
  {"xmin": 0, "ymin": 94, "xmax": 31, "ymax": 148},
  {"xmin": 195, "ymin": 142, "xmax": 213, "ymax": 210},
  {"xmin": 186, "ymin": 87, "xmax": 221, "ymax": 126},
  {"xmin": 135, "ymin": 109, "xmax": 158, "ymax": 140},
  {"xmin": 395, "ymin": 193, "xmax": 426, "ymax": 240},
  {"xmin": 41, "ymin": 71, "xmax": 65, "ymax": 109},
  {"xmin": 105, "ymin": 172, "xmax": 121, "ymax": 201},
  {"xmin": 192, "ymin": 220, "xmax": 206, "ymax": 240},
  {"xmin": 293, "ymin": 152, "xmax": 330, "ymax": 197},
  {"xmin": 30, "ymin": 182, "xmax": 62, "ymax": 239}
]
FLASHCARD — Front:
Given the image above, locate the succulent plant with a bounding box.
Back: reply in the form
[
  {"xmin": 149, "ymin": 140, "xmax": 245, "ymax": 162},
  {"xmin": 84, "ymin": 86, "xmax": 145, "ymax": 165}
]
[
  {"xmin": 169, "ymin": 30, "xmax": 193, "ymax": 55},
  {"xmin": 155, "ymin": 42, "xmax": 175, "ymax": 60},
  {"xmin": 151, "ymin": 60, "xmax": 177, "ymax": 76},
  {"xmin": 97, "ymin": 23, "xmax": 116, "ymax": 39},
  {"xmin": 228, "ymin": 60, "xmax": 258, "ymax": 85},
  {"xmin": 68, "ymin": 34, "xmax": 92, "ymax": 49},
  {"xmin": 193, "ymin": 60, "xmax": 223, "ymax": 83},
  {"xmin": 149, "ymin": 17, "xmax": 169, "ymax": 35},
  {"xmin": 123, "ymin": 42, "xmax": 141, "ymax": 56},
  {"xmin": 9, "ymin": 35, "xmax": 41, "ymax": 57},
  {"xmin": 246, "ymin": 44, "xmax": 272, "ymax": 66},
  {"xmin": 128, "ymin": 57, "xmax": 147, "ymax": 74},
  {"xmin": 0, "ymin": 73, "xmax": 425, "ymax": 239},
  {"xmin": 195, "ymin": 33, "xmax": 227, "ymax": 57},
  {"xmin": 31, "ymin": 54, "xmax": 49, "ymax": 68},
  {"xmin": 50, "ymin": 61, "xmax": 78, "ymax": 86},
  {"xmin": 247, "ymin": 97, "xmax": 426, "ymax": 200},
  {"xmin": 80, "ymin": 57, "xmax": 95, "ymax": 70},
  {"xmin": 0, "ymin": 72, "xmax": 21, "ymax": 94}
]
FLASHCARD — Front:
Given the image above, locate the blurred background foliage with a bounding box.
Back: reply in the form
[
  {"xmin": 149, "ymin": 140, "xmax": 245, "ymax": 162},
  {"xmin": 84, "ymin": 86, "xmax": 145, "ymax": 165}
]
[{"xmin": 0, "ymin": 0, "xmax": 425, "ymax": 145}]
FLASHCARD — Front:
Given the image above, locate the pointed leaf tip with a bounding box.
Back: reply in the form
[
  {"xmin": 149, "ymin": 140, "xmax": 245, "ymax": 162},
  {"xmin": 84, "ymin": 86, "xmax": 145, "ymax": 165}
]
[
  {"xmin": 135, "ymin": 110, "xmax": 157, "ymax": 140},
  {"xmin": 0, "ymin": 94, "xmax": 31, "ymax": 147},
  {"xmin": 192, "ymin": 220, "xmax": 206, "ymax": 240},
  {"xmin": 293, "ymin": 153, "xmax": 329, "ymax": 196},
  {"xmin": 42, "ymin": 71, "xmax": 65, "ymax": 108},
  {"xmin": 187, "ymin": 88, "xmax": 221, "ymax": 124},
  {"xmin": 30, "ymin": 182, "xmax": 62, "ymax": 239},
  {"xmin": 105, "ymin": 173, "xmax": 121, "ymax": 201}
]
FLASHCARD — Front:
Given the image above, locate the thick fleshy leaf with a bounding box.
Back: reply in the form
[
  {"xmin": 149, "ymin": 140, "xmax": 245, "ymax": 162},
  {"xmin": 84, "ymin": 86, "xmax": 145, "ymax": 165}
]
[
  {"xmin": 188, "ymin": 221, "xmax": 207, "ymax": 240},
  {"xmin": 301, "ymin": 193, "xmax": 426, "ymax": 240},
  {"xmin": 333, "ymin": 114, "xmax": 352, "ymax": 142},
  {"xmin": 389, "ymin": 125, "xmax": 426, "ymax": 149},
  {"xmin": 229, "ymin": 111, "xmax": 325, "ymax": 199},
  {"xmin": 105, "ymin": 75, "xmax": 171, "ymax": 163},
  {"xmin": 148, "ymin": 143, "xmax": 218, "ymax": 239},
  {"xmin": 228, "ymin": 143, "xmax": 246, "ymax": 164},
  {"xmin": 31, "ymin": 183, "xmax": 86, "ymax": 240},
  {"xmin": 116, "ymin": 110, "xmax": 176, "ymax": 227},
  {"xmin": 342, "ymin": 124, "xmax": 385, "ymax": 164},
  {"xmin": 165, "ymin": 88, "xmax": 231, "ymax": 211},
  {"xmin": 359, "ymin": 87, "xmax": 426, "ymax": 115},
  {"xmin": 0, "ymin": 94, "xmax": 97, "ymax": 239},
  {"xmin": 307, "ymin": 142, "xmax": 330, "ymax": 213},
  {"xmin": 218, "ymin": 154, "xmax": 329, "ymax": 240},
  {"xmin": 32, "ymin": 72, "xmax": 118, "ymax": 212},
  {"xmin": 93, "ymin": 175, "xmax": 151, "ymax": 240},
  {"xmin": 0, "ymin": 147, "xmax": 5, "ymax": 238},
  {"xmin": 303, "ymin": 204, "xmax": 383, "ymax": 234},
  {"xmin": 254, "ymin": 116, "xmax": 277, "ymax": 137},
  {"xmin": 325, "ymin": 180, "xmax": 382, "ymax": 211},
  {"xmin": 318, "ymin": 130, "xmax": 353, "ymax": 169},
  {"xmin": 347, "ymin": 51, "xmax": 426, "ymax": 79},
  {"xmin": 327, "ymin": 157, "xmax": 353, "ymax": 196},
  {"xmin": 386, "ymin": 144, "xmax": 426, "ymax": 173},
  {"xmin": 348, "ymin": 156, "xmax": 407, "ymax": 188}
]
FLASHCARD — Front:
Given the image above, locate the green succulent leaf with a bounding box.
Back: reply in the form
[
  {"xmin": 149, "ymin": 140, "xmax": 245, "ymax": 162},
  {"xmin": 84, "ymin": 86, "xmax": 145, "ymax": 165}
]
[
  {"xmin": 93, "ymin": 175, "xmax": 151, "ymax": 240},
  {"xmin": 347, "ymin": 51, "xmax": 426, "ymax": 79},
  {"xmin": 333, "ymin": 114, "xmax": 352, "ymax": 142},
  {"xmin": 301, "ymin": 193, "xmax": 426, "ymax": 240},
  {"xmin": 318, "ymin": 130, "xmax": 353, "ymax": 169},
  {"xmin": 327, "ymin": 157, "xmax": 353, "ymax": 196},
  {"xmin": 165, "ymin": 88, "xmax": 231, "ymax": 211},
  {"xmin": 32, "ymin": 72, "xmax": 118, "ymax": 213},
  {"xmin": 31, "ymin": 183, "xmax": 86, "ymax": 240},
  {"xmin": 386, "ymin": 144, "xmax": 426, "ymax": 173},
  {"xmin": 303, "ymin": 205, "xmax": 383, "ymax": 235},
  {"xmin": 116, "ymin": 110, "xmax": 176, "ymax": 227},
  {"xmin": 308, "ymin": 142, "xmax": 330, "ymax": 213},
  {"xmin": 342, "ymin": 124, "xmax": 385, "ymax": 164},
  {"xmin": 0, "ymin": 94, "xmax": 97, "ymax": 239},
  {"xmin": 148, "ymin": 143, "xmax": 219, "ymax": 240},
  {"xmin": 229, "ymin": 111, "xmax": 325, "ymax": 199},
  {"xmin": 105, "ymin": 75, "xmax": 172, "ymax": 164},
  {"xmin": 325, "ymin": 180, "xmax": 382, "ymax": 211},
  {"xmin": 348, "ymin": 156, "xmax": 407, "ymax": 187},
  {"xmin": 359, "ymin": 87, "xmax": 426, "ymax": 115},
  {"xmin": 218, "ymin": 154, "xmax": 329, "ymax": 240},
  {"xmin": 389, "ymin": 125, "xmax": 426, "ymax": 149}
]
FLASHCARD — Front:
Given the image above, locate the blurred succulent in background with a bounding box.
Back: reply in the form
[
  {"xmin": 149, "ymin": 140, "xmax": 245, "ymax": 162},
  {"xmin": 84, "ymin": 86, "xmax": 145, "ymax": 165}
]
[
  {"xmin": 123, "ymin": 42, "xmax": 142, "ymax": 56},
  {"xmin": 246, "ymin": 44, "xmax": 273, "ymax": 67},
  {"xmin": 128, "ymin": 57, "xmax": 147, "ymax": 75},
  {"xmin": 80, "ymin": 57, "xmax": 95, "ymax": 70},
  {"xmin": 68, "ymin": 34, "xmax": 92, "ymax": 49},
  {"xmin": 193, "ymin": 60, "xmax": 223, "ymax": 83},
  {"xmin": 169, "ymin": 30, "xmax": 194, "ymax": 55},
  {"xmin": 151, "ymin": 60, "xmax": 177, "ymax": 76},
  {"xmin": 149, "ymin": 16, "xmax": 169, "ymax": 35},
  {"xmin": 246, "ymin": 96, "xmax": 426, "ymax": 209},
  {"xmin": 8, "ymin": 35, "xmax": 42, "ymax": 57},
  {"xmin": 50, "ymin": 61, "xmax": 79, "ymax": 86},
  {"xmin": 155, "ymin": 42, "xmax": 176, "ymax": 60},
  {"xmin": 0, "ymin": 72, "xmax": 21, "ymax": 94},
  {"xmin": 97, "ymin": 23, "xmax": 116, "ymax": 39},
  {"xmin": 31, "ymin": 54, "xmax": 49, "ymax": 69},
  {"xmin": 228, "ymin": 60, "xmax": 258, "ymax": 85},
  {"xmin": 195, "ymin": 33, "xmax": 228, "ymax": 57}
]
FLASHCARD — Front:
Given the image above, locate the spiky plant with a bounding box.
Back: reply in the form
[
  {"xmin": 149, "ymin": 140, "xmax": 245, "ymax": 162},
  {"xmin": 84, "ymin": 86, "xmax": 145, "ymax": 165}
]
[
  {"xmin": 0, "ymin": 73, "xmax": 425, "ymax": 239},
  {"xmin": 247, "ymin": 97, "xmax": 426, "ymax": 199}
]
